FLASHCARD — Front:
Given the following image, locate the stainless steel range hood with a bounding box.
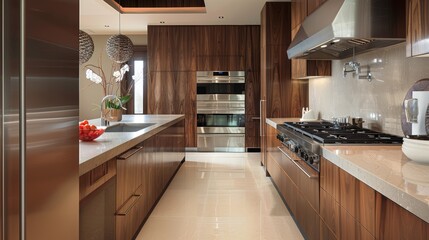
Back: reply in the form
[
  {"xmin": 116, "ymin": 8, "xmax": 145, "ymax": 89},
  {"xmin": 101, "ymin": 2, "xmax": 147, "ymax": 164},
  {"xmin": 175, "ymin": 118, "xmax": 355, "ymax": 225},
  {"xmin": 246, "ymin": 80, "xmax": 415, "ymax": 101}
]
[{"xmin": 287, "ymin": 0, "xmax": 405, "ymax": 60}]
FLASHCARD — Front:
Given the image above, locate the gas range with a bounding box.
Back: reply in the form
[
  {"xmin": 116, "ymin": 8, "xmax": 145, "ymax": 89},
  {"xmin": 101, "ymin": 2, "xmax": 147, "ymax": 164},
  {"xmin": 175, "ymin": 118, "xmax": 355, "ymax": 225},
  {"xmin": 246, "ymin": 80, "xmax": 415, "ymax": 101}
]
[{"xmin": 277, "ymin": 121, "xmax": 403, "ymax": 172}]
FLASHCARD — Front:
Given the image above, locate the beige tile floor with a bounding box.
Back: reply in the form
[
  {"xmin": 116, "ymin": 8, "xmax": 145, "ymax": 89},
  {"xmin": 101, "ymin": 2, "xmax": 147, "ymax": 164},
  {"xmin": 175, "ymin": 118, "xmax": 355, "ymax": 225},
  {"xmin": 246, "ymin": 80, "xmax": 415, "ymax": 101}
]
[{"xmin": 136, "ymin": 152, "xmax": 304, "ymax": 240}]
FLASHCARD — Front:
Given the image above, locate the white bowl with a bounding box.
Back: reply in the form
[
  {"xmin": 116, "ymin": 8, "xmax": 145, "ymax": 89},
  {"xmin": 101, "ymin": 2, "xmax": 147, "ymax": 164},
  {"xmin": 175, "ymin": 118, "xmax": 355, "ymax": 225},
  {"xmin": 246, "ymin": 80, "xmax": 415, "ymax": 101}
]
[
  {"xmin": 402, "ymin": 143, "xmax": 428, "ymax": 152},
  {"xmin": 403, "ymin": 137, "xmax": 429, "ymax": 146},
  {"xmin": 403, "ymin": 142, "xmax": 427, "ymax": 149},
  {"xmin": 402, "ymin": 145, "xmax": 429, "ymax": 163}
]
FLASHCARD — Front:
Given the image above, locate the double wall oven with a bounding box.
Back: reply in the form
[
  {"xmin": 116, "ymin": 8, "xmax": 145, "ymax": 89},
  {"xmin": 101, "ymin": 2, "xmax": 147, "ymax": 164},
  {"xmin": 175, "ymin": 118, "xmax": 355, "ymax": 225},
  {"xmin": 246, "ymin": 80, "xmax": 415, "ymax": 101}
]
[{"xmin": 197, "ymin": 71, "xmax": 245, "ymax": 152}]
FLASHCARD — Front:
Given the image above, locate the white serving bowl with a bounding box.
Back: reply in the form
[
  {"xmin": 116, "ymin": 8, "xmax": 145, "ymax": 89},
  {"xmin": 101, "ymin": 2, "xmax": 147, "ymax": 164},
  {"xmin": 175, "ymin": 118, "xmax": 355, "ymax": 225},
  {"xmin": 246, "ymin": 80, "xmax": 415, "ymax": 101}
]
[
  {"xmin": 403, "ymin": 137, "xmax": 429, "ymax": 146},
  {"xmin": 402, "ymin": 145, "xmax": 429, "ymax": 163}
]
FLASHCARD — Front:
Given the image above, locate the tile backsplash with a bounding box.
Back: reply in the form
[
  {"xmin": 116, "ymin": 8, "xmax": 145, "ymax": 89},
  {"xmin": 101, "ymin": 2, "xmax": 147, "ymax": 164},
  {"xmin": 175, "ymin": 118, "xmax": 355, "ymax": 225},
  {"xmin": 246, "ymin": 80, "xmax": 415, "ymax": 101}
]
[{"xmin": 309, "ymin": 43, "xmax": 429, "ymax": 136}]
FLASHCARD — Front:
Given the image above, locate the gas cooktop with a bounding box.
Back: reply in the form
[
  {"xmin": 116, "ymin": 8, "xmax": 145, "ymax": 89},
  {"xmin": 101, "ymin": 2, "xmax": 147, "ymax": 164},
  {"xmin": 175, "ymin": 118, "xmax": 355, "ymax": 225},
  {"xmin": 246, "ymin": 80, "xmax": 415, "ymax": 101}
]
[{"xmin": 283, "ymin": 121, "xmax": 403, "ymax": 144}]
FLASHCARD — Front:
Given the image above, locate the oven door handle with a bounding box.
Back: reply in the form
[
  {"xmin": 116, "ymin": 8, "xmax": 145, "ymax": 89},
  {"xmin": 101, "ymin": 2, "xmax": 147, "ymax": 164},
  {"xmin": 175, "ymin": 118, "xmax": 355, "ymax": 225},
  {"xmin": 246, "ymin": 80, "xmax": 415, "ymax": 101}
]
[{"xmin": 277, "ymin": 146, "xmax": 318, "ymax": 179}]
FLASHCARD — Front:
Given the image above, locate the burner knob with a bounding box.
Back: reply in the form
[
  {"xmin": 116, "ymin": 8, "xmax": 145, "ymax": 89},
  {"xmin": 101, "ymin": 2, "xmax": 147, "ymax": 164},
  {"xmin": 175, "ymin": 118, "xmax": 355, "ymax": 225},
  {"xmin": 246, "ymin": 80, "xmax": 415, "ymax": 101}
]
[
  {"xmin": 294, "ymin": 146, "xmax": 299, "ymax": 153},
  {"xmin": 304, "ymin": 153, "xmax": 309, "ymax": 161},
  {"xmin": 300, "ymin": 150, "xmax": 305, "ymax": 158},
  {"xmin": 310, "ymin": 155, "xmax": 320, "ymax": 164}
]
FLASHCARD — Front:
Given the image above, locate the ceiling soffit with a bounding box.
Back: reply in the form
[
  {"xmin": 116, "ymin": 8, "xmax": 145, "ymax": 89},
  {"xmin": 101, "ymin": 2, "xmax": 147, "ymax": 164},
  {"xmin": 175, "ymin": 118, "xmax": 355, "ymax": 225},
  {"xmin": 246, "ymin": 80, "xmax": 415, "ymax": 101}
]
[{"xmin": 104, "ymin": 0, "xmax": 206, "ymax": 13}]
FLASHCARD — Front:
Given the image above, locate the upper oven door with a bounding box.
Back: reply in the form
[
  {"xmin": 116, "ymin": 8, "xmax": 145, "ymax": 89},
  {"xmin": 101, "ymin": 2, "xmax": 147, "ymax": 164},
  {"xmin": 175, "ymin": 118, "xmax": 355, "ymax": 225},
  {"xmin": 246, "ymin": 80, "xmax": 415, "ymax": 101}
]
[
  {"xmin": 196, "ymin": 82, "xmax": 245, "ymax": 95},
  {"xmin": 197, "ymin": 71, "xmax": 245, "ymax": 95}
]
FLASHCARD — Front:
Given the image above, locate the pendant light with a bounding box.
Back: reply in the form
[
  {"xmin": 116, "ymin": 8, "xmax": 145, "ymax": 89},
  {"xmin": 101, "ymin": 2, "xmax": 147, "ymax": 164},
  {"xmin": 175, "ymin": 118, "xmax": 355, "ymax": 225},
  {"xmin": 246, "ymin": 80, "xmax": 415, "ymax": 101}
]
[
  {"xmin": 79, "ymin": 30, "xmax": 94, "ymax": 65},
  {"xmin": 106, "ymin": 12, "xmax": 134, "ymax": 63}
]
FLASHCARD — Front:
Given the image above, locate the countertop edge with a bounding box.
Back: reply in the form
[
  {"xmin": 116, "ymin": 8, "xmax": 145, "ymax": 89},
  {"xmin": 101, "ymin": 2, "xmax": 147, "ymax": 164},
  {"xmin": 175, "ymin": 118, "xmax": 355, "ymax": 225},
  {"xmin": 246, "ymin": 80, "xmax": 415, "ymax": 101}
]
[
  {"xmin": 322, "ymin": 147, "xmax": 429, "ymax": 223},
  {"xmin": 79, "ymin": 115, "xmax": 185, "ymax": 176}
]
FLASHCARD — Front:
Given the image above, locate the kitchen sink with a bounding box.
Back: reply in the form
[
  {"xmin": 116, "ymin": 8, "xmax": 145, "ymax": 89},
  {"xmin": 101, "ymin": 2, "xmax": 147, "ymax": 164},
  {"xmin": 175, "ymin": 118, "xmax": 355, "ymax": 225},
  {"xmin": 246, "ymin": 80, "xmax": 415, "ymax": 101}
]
[{"xmin": 105, "ymin": 123, "xmax": 155, "ymax": 133}]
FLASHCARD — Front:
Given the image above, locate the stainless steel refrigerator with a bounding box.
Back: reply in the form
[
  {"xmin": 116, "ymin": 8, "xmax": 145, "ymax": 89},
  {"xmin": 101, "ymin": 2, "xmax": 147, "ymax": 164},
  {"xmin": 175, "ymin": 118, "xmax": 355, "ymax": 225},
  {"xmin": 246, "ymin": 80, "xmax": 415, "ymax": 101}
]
[{"xmin": 1, "ymin": 0, "xmax": 79, "ymax": 239}]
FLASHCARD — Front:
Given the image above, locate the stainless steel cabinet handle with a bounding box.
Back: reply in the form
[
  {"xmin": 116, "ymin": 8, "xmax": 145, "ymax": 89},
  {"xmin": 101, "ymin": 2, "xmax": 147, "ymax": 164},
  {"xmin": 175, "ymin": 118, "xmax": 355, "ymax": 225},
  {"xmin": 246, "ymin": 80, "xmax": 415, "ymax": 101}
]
[
  {"xmin": 252, "ymin": 117, "xmax": 261, "ymax": 120},
  {"xmin": 117, "ymin": 146, "xmax": 143, "ymax": 160},
  {"xmin": 277, "ymin": 146, "xmax": 318, "ymax": 179}
]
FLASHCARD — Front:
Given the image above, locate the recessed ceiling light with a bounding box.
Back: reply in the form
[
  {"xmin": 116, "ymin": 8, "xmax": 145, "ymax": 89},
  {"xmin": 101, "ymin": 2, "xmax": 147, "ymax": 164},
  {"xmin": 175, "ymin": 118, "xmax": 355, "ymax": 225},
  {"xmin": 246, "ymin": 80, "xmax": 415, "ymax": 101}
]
[
  {"xmin": 320, "ymin": 44, "xmax": 328, "ymax": 48},
  {"xmin": 218, "ymin": 16, "xmax": 224, "ymax": 19},
  {"xmin": 160, "ymin": 21, "xmax": 165, "ymax": 24},
  {"xmin": 104, "ymin": 25, "xmax": 110, "ymax": 28}
]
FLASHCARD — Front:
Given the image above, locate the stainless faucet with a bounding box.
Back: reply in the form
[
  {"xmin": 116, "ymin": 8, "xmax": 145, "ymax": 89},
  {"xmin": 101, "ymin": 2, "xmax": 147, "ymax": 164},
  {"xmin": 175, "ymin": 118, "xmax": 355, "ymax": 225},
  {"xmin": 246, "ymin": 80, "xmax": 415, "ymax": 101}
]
[{"xmin": 100, "ymin": 95, "xmax": 122, "ymax": 126}]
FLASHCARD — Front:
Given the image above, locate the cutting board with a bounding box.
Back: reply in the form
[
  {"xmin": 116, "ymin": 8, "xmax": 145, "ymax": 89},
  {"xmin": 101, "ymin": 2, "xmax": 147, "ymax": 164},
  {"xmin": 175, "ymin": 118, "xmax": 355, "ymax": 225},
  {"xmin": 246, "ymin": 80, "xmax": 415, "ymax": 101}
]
[{"xmin": 401, "ymin": 79, "xmax": 429, "ymax": 136}]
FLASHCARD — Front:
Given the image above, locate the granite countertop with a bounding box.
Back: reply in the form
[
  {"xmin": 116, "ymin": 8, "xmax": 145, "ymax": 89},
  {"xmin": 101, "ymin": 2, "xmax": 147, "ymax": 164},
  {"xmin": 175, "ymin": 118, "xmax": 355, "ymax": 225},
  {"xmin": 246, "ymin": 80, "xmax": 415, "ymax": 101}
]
[
  {"xmin": 266, "ymin": 118, "xmax": 301, "ymax": 128},
  {"xmin": 322, "ymin": 145, "xmax": 429, "ymax": 223},
  {"xmin": 79, "ymin": 114, "xmax": 184, "ymax": 176}
]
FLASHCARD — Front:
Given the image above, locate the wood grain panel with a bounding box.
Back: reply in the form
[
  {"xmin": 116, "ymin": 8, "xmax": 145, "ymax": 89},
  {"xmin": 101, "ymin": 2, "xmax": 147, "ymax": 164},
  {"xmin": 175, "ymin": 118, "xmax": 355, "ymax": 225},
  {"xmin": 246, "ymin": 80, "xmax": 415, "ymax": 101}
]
[
  {"xmin": 116, "ymin": 186, "xmax": 145, "ymax": 240},
  {"xmin": 246, "ymin": 26, "xmax": 261, "ymax": 71},
  {"xmin": 320, "ymin": 219, "xmax": 338, "ymax": 240},
  {"xmin": 265, "ymin": 2, "xmax": 292, "ymax": 46},
  {"xmin": 320, "ymin": 158, "xmax": 340, "ymax": 201},
  {"xmin": 307, "ymin": 60, "xmax": 332, "ymax": 77},
  {"xmin": 340, "ymin": 207, "xmax": 375, "ymax": 240},
  {"xmin": 185, "ymin": 73, "xmax": 197, "ymax": 147},
  {"xmin": 291, "ymin": 0, "xmax": 307, "ymax": 30},
  {"xmin": 339, "ymin": 169, "xmax": 376, "ymax": 236},
  {"xmin": 266, "ymin": 42, "xmax": 294, "ymax": 117},
  {"xmin": 320, "ymin": 189, "xmax": 340, "ymax": 239},
  {"xmin": 116, "ymin": 148, "xmax": 143, "ymax": 209},
  {"xmin": 148, "ymin": 26, "xmax": 196, "ymax": 71},
  {"xmin": 296, "ymin": 191, "xmax": 320, "ymax": 240},
  {"xmin": 147, "ymin": 71, "xmax": 196, "ymax": 146},
  {"xmin": 307, "ymin": 0, "xmax": 327, "ymax": 15},
  {"xmin": 262, "ymin": 2, "xmax": 306, "ymax": 120},
  {"xmin": 375, "ymin": 193, "xmax": 428, "ymax": 240},
  {"xmin": 407, "ymin": 0, "xmax": 429, "ymax": 57}
]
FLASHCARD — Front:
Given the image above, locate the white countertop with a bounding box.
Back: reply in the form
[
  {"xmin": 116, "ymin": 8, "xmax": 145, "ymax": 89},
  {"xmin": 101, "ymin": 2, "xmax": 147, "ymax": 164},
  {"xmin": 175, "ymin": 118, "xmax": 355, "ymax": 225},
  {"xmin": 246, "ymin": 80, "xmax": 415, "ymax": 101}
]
[
  {"xmin": 79, "ymin": 114, "xmax": 184, "ymax": 176},
  {"xmin": 266, "ymin": 118, "xmax": 301, "ymax": 128},
  {"xmin": 322, "ymin": 145, "xmax": 429, "ymax": 223}
]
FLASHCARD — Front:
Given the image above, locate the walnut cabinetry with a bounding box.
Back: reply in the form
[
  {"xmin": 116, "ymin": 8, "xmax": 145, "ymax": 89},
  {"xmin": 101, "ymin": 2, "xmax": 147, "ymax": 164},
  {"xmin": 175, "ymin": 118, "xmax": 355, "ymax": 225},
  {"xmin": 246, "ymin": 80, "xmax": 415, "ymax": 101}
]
[
  {"xmin": 80, "ymin": 120, "xmax": 185, "ymax": 240},
  {"xmin": 261, "ymin": 2, "xmax": 307, "ymax": 165},
  {"xmin": 320, "ymin": 157, "xmax": 429, "ymax": 240},
  {"xmin": 115, "ymin": 120, "xmax": 185, "ymax": 240},
  {"xmin": 148, "ymin": 26, "xmax": 260, "ymax": 148},
  {"xmin": 291, "ymin": 0, "xmax": 331, "ymax": 79},
  {"xmin": 406, "ymin": 0, "xmax": 429, "ymax": 57}
]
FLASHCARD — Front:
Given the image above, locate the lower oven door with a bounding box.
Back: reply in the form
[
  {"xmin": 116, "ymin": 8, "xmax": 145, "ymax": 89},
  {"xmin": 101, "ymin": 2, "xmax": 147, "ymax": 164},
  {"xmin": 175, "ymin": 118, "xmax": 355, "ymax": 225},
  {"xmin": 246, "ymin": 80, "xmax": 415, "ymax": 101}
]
[{"xmin": 197, "ymin": 127, "xmax": 245, "ymax": 152}]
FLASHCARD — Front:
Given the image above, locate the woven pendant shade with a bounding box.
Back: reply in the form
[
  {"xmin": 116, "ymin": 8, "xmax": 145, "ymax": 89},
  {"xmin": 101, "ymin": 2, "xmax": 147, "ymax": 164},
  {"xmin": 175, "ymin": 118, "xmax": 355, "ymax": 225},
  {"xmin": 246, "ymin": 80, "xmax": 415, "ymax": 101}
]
[
  {"xmin": 79, "ymin": 30, "xmax": 94, "ymax": 65},
  {"xmin": 106, "ymin": 34, "xmax": 134, "ymax": 63}
]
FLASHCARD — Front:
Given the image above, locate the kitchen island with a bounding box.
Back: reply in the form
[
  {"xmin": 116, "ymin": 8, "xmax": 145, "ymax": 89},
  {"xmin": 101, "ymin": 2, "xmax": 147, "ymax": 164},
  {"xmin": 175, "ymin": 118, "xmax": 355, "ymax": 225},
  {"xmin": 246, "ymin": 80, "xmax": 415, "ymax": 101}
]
[
  {"xmin": 79, "ymin": 114, "xmax": 185, "ymax": 176},
  {"xmin": 79, "ymin": 114, "xmax": 185, "ymax": 240}
]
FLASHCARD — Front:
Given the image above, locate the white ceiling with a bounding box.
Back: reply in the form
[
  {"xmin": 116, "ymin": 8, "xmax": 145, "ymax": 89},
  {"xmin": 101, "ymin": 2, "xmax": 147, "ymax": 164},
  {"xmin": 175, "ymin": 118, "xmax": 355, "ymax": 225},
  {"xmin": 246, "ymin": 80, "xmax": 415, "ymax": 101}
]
[{"xmin": 80, "ymin": 0, "xmax": 290, "ymax": 35}]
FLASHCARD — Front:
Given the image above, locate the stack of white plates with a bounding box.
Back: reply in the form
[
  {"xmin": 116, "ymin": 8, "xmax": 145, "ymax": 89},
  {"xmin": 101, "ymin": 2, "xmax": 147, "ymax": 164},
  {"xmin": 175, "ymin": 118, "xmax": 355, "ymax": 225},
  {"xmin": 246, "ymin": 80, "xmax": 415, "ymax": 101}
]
[{"xmin": 402, "ymin": 138, "xmax": 429, "ymax": 163}]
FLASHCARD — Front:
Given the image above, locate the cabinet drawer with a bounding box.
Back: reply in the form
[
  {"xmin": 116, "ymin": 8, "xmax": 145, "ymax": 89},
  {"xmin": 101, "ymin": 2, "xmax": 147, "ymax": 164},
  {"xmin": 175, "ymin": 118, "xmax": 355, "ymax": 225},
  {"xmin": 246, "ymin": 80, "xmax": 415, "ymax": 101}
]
[
  {"xmin": 116, "ymin": 185, "xmax": 145, "ymax": 240},
  {"xmin": 296, "ymin": 191, "xmax": 320, "ymax": 240},
  {"xmin": 117, "ymin": 146, "xmax": 144, "ymax": 208},
  {"xmin": 278, "ymin": 146, "xmax": 319, "ymax": 211}
]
